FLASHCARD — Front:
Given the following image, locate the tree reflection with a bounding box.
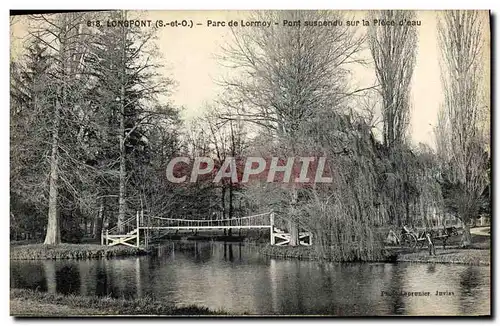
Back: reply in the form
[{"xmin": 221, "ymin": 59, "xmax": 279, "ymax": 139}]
[
  {"xmin": 459, "ymin": 266, "xmax": 483, "ymax": 314},
  {"xmin": 55, "ymin": 263, "xmax": 80, "ymax": 295},
  {"xmin": 10, "ymin": 262, "xmax": 47, "ymax": 292},
  {"xmin": 42, "ymin": 261, "xmax": 57, "ymax": 294},
  {"xmin": 388, "ymin": 264, "xmax": 406, "ymax": 315}
]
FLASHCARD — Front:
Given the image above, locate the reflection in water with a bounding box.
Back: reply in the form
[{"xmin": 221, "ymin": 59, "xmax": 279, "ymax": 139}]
[
  {"xmin": 10, "ymin": 241, "xmax": 490, "ymax": 316},
  {"xmin": 95, "ymin": 261, "xmax": 109, "ymax": 297},
  {"xmin": 43, "ymin": 261, "xmax": 56, "ymax": 294},
  {"xmin": 379, "ymin": 264, "xmax": 401, "ymax": 314},
  {"xmin": 136, "ymin": 258, "xmax": 142, "ymax": 298},
  {"xmin": 458, "ymin": 266, "xmax": 489, "ymax": 315},
  {"xmin": 10, "ymin": 262, "xmax": 46, "ymax": 292},
  {"xmin": 56, "ymin": 264, "xmax": 80, "ymax": 295}
]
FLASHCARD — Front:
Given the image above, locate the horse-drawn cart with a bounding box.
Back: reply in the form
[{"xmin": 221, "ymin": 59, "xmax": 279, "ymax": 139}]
[{"xmin": 387, "ymin": 225, "xmax": 460, "ymax": 252}]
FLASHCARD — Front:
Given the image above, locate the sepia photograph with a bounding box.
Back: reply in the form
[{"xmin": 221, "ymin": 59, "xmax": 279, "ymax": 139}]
[{"xmin": 9, "ymin": 9, "xmax": 491, "ymax": 317}]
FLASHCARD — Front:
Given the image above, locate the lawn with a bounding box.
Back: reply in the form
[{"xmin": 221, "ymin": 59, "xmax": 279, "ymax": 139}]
[
  {"xmin": 396, "ymin": 248, "xmax": 490, "ymax": 266},
  {"xmin": 10, "ymin": 243, "xmax": 147, "ymax": 260},
  {"xmin": 10, "ymin": 288, "xmax": 226, "ymax": 316}
]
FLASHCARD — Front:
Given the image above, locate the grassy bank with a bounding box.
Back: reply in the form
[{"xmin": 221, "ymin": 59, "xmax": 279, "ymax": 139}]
[
  {"xmin": 260, "ymin": 244, "xmax": 490, "ymax": 266},
  {"xmin": 396, "ymin": 249, "xmax": 490, "ymax": 266},
  {"xmin": 430, "ymin": 233, "xmax": 491, "ymax": 250},
  {"xmin": 259, "ymin": 244, "xmax": 393, "ymax": 262},
  {"xmin": 260, "ymin": 244, "xmax": 320, "ymax": 260},
  {"xmin": 10, "ymin": 289, "xmax": 225, "ymax": 316},
  {"xmin": 10, "ymin": 243, "xmax": 147, "ymax": 260}
]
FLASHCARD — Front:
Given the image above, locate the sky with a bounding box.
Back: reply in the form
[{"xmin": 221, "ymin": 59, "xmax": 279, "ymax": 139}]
[
  {"xmin": 10, "ymin": 10, "xmax": 491, "ymax": 148},
  {"xmin": 143, "ymin": 10, "xmax": 490, "ymax": 148}
]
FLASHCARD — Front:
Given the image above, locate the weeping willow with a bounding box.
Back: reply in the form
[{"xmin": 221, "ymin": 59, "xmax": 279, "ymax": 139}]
[
  {"xmin": 245, "ymin": 110, "xmax": 445, "ymax": 262},
  {"xmin": 375, "ymin": 145, "xmax": 444, "ymax": 229},
  {"xmin": 295, "ymin": 113, "xmax": 386, "ymax": 261}
]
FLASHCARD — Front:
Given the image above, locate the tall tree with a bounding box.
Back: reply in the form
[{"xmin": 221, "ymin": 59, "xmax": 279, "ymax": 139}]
[
  {"xmin": 18, "ymin": 13, "xmax": 95, "ymax": 244},
  {"xmin": 369, "ymin": 10, "xmax": 418, "ymax": 148},
  {"xmin": 219, "ymin": 10, "xmax": 366, "ymax": 136},
  {"xmin": 219, "ymin": 10, "xmax": 366, "ymax": 245},
  {"xmin": 10, "ymin": 38, "xmax": 54, "ymax": 240},
  {"xmin": 436, "ymin": 10, "xmax": 490, "ymax": 246},
  {"xmin": 89, "ymin": 10, "xmax": 174, "ymax": 232},
  {"xmin": 11, "ymin": 11, "xmax": 178, "ymax": 242},
  {"xmin": 368, "ymin": 10, "xmax": 419, "ymax": 227},
  {"xmin": 205, "ymin": 110, "xmax": 246, "ymax": 234}
]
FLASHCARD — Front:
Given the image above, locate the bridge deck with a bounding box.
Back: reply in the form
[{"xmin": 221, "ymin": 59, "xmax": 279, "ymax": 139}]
[{"xmin": 138, "ymin": 225, "xmax": 272, "ymax": 230}]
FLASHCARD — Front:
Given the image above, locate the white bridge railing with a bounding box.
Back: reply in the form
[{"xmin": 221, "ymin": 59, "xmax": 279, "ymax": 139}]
[
  {"xmin": 102, "ymin": 211, "xmax": 312, "ymax": 248},
  {"xmin": 146, "ymin": 212, "xmax": 273, "ymax": 229}
]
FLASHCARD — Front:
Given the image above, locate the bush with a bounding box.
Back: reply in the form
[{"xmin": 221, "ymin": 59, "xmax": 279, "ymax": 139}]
[{"xmin": 61, "ymin": 226, "xmax": 84, "ymax": 244}]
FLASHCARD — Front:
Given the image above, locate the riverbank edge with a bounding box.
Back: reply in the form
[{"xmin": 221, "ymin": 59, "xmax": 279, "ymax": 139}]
[
  {"xmin": 10, "ymin": 243, "xmax": 148, "ymax": 260},
  {"xmin": 258, "ymin": 244, "xmax": 490, "ymax": 266},
  {"xmin": 10, "ymin": 288, "xmax": 227, "ymax": 316}
]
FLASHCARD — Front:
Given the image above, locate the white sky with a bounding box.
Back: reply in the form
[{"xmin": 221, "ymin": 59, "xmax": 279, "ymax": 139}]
[{"xmin": 148, "ymin": 10, "xmax": 489, "ymax": 147}]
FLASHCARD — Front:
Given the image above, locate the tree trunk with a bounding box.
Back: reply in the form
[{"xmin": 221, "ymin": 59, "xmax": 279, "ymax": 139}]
[
  {"xmin": 44, "ymin": 96, "xmax": 61, "ymax": 245},
  {"xmin": 461, "ymin": 222, "xmax": 472, "ymax": 248},
  {"xmin": 228, "ymin": 182, "xmax": 234, "ymax": 236},
  {"xmin": 405, "ymin": 192, "xmax": 411, "ymax": 226},
  {"xmin": 94, "ymin": 198, "xmax": 104, "ymax": 239},
  {"xmin": 44, "ymin": 15, "xmax": 71, "ymax": 245},
  {"xmin": 117, "ymin": 17, "xmax": 127, "ymax": 233},
  {"xmin": 83, "ymin": 214, "xmax": 88, "ymax": 235},
  {"xmin": 222, "ymin": 185, "xmax": 230, "ymax": 236},
  {"xmin": 288, "ymin": 219, "xmax": 299, "ymax": 246},
  {"xmin": 89, "ymin": 212, "xmax": 94, "ymax": 238},
  {"xmin": 228, "ymin": 121, "xmax": 236, "ymax": 237},
  {"xmin": 118, "ymin": 83, "xmax": 126, "ymax": 233},
  {"xmin": 288, "ymin": 188, "xmax": 299, "ymax": 246},
  {"xmin": 229, "ymin": 184, "xmax": 234, "ymax": 218}
]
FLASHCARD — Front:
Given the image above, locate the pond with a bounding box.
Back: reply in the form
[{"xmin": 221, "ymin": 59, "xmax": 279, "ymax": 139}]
[{"xmin": 10, "ymin": 241, "xmax": 490, "ymax": 316}]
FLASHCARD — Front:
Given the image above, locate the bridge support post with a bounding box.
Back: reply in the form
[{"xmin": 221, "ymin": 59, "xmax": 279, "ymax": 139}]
[
  {"xmin": 270, "ymin": 211, "xmax": 275, "ymax": 245},
  {"xmin": 136, "ymin": 210, "xmax": 140, "ymax": 248}
]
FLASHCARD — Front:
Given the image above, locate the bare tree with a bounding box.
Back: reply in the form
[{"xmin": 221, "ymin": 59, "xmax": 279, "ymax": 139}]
[
  {"xmin": 218, "ymin": 10, "xmax": 367, "ymax": 134},
  {"xmin": 369, "ymin": 10, "xmax": 418, "ymax": 148},
  {"xmin": 368, "ymin": 11, "xmax": 423, "ymax": 227},
  {"xmin": 436, "ymin": 10, "xmax": 490, "ymax": 246},
  {"xmin": 89, "ymin": 10, "xmax": 173, "ymax": 233},
  {"xmin": 25, "ymin": 13, "xmax": 93, "ymax": 244},
  {"xmin": 11, "ymin": 10, "xmax": 174, "ymax": 242},
  {"xmin": 218, "ymin": 10, "xmax": 366, "ymax": 245},
  {"xmin": 189, "ymin": 107, "xmax": 247, "ymax": 233}
]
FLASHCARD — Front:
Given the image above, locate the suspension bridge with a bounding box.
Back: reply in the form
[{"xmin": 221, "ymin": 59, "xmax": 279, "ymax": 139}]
[{"xmin": 101, "ymin": 211, "xmax": 312, "ymax": 248}]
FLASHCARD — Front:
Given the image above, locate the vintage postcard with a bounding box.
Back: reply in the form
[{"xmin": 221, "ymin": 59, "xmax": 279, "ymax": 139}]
[{"xmin": 9, "ymin": 9, "xmax": 491, "ymax": 317}]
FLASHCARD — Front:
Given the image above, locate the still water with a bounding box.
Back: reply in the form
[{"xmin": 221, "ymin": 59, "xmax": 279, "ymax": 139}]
[{"xmin": 10, "ymin": 241, "xmax": 490, "ymax": 316}]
